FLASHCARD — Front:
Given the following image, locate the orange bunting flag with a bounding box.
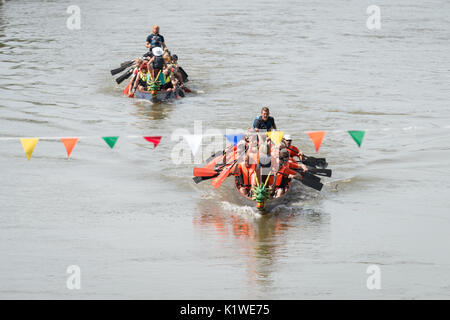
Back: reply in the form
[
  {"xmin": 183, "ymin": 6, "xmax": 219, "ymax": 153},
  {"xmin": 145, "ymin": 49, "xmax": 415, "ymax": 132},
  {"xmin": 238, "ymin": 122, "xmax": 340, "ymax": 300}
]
[
  {"xmin": 143, "ymin": 136, "xmax": 162, "ymax": 148},
  {"xmin": 61, "ymin": 138, "xmax": 78, "ymax": 158},
  {"xmin": 20, "ymin": 138, "xmax": 39, "ymax": 160},
  {"xmin": 307, "ymin": 131, "xmax": 326, "ymax": 152}
]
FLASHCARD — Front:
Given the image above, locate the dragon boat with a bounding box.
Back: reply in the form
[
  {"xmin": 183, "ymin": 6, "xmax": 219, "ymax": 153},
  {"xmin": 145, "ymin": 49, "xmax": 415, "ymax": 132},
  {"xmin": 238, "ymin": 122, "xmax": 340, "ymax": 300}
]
[
  {"xmin": 192, "ymin": 135, "xmax": 331, "ymax": 211},
  {"xmin": 122, "ymin": 66, "xmax": 190, "ymax": 101}
]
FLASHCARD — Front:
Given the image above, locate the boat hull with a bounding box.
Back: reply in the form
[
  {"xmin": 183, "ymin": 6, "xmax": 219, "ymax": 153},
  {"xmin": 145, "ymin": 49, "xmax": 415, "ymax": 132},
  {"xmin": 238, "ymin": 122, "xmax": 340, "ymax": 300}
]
[{"xmin": 134, "ymin": 87, "xmax": 185, "ymax": 101}]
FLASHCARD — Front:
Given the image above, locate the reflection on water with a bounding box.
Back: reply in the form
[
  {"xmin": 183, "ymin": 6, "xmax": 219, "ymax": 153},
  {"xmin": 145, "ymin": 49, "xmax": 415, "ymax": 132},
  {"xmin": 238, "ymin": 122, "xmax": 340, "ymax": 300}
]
[
  {"xmin": 132, "ymin": 100, "xmax": 175, "ymax": 121},
  {"xmin": 193, "ymin": 200, "xmax": 327, "ymax": 291}
]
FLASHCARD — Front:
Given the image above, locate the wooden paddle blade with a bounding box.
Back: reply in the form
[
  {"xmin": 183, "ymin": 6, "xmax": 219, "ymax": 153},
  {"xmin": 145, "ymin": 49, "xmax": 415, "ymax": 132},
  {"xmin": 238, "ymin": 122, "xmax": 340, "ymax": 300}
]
[
  {"xmin": 211, "ymin": 167, "xmax": 231, "ymax": 188},
  {"xmin": 193, "ymin": 167, "xmax": 218, "ymax": 177},
  {"xmin": 183, "ymin": 87, "xmax": 192, "ymax": 93}
]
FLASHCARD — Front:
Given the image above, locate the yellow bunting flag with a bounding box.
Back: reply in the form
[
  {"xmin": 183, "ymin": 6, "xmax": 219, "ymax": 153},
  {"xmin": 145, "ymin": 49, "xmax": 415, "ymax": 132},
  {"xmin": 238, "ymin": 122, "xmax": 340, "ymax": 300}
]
[
  {"xmin": 267, "ymin": 131, "xmax": 284, "ymax": 146},
  {"xmin": 61, "ymin": 138, "xmax": 79, "ymax": 158},
  {"xmin": 307, "ymin": 131, "xmax": 326, "ymax": 152},
  {"xmin": 20, "ymin": 138, "xmax": 39, "ymax": 160}
]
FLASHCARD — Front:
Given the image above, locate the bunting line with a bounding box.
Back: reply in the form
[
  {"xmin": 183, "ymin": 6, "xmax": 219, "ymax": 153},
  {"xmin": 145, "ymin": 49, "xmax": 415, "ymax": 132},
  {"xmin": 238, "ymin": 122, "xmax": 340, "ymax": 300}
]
[
  {"xmin": 0, "ymin": 124, "xmax": 447, "ymax": 142},
  {"xmin": 1, "ymin": 124, "xmax": 449, "ymax": 160}
]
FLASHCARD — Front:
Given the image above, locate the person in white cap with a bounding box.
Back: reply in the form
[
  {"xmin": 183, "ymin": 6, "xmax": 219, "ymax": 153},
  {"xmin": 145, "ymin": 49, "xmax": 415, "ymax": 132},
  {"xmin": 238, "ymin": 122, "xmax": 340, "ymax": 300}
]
[
  {"xmin": 281, "ymin": 134, "xmax": 308, "ymax": 171},
  {"xmin": 147, "ymin": 46, "xmax": 166, "ymax": 81}
]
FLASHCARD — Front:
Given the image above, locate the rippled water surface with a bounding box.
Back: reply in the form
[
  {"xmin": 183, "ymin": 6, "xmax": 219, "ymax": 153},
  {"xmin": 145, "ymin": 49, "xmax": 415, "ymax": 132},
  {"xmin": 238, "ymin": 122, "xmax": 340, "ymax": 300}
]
[{"xmin": 1, "ymin": 0, "xmax": 449, "ymax": 299}]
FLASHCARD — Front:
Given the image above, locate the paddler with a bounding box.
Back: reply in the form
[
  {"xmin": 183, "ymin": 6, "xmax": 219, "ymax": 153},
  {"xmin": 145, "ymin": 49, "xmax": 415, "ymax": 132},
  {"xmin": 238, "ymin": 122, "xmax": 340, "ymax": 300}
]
[
  {"xmin": 125, "ymin": 57, "xmax": 143, "ymax": 95},
  {"xmin": 281, "ymin": 134, "xmax": 304, "ymax": 162},
  {"xmin": 130, "ymin": 62, "xmax": 149, "ymax": 95},
  {"xmin": 232, "ymin": 154, "xmax": 257, "ymax": 196},
  {"xmin": 168, "ymin": 54, "xmax": 186, "ymax": 87},
  {"xmin": 253, "ymin": 107, "xmax": 277, "ymax": 132},
  {"xmin": 145, "ymin": 25, "xmax": 167, "ymax": 50},
  {"xmin": 147, "ymin": 46, "xmax": 166, "ymax": 84},
  {"xmin": 272, "ymin": 150, "xmax": 303, "ymax": 198},
  {"xmin": 280, "ymin": 134, "xmax": 308, "ymax": 172}
]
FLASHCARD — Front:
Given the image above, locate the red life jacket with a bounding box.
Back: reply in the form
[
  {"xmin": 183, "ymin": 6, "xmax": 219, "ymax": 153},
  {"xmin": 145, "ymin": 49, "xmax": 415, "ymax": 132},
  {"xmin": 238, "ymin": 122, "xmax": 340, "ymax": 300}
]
[
  {"xmin": 287, "ymin": 160, "xmax": 299, "ymax": 169},
  {"xmin": 274, "ymin": 165, "xmax": 297, "ymax": 188},
  {"xmin": 286, "ymin": 145, "xmax": 300, "ymax": 159}
]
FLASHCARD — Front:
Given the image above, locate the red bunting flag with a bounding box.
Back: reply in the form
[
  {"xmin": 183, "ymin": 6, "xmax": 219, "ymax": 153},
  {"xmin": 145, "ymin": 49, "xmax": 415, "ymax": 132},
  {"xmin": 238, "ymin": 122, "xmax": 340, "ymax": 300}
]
[
  {"xmin": 307, "ymin": 131, "xmax": 326, "ymax": 152},
  {"xmin": 61, "ymin": 138, "xmax": 78, "ymax": 158},
  {"xmin": 143, "ymin": 136, "xmax": 162, "ymax": 148}
]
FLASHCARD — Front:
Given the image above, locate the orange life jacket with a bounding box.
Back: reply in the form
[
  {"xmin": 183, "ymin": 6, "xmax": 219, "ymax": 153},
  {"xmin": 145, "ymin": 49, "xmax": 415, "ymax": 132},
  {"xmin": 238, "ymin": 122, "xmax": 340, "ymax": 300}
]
[{"xmin": 237, "ymin": 163, "xmax": 256, "ymax": 188}]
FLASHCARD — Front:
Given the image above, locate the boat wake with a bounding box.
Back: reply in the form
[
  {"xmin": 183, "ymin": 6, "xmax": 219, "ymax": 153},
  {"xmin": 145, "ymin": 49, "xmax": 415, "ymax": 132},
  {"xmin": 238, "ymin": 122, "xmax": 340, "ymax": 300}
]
[{"xmin": 220, "ymin": 201, "xmax": 263, "ymax": 218}]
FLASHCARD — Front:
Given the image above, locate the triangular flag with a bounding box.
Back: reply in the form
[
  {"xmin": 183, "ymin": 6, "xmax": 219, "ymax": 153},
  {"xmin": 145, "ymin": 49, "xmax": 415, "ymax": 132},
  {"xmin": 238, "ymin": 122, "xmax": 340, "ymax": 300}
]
[
  {"xmin": 61, "ymin": 138, "xmax": 78, "ymax": 158},
  {"xmin": 307, "ymin": 131, "xmax": 326, "ymax": 152},
  {"xmin": 225, "ymin": 134, "xmax": 244, "ymax": 146},
  {"xmin": 348, "ymin": 131, "xmax": 365, "ymax": 147},
  {"xmin": 102, "ymin": 136, "xmax": 119, "ymax": 149},
  {"xmin": 267, "ymin": 131, "xmax": 284, "ymax": 146},
  {"xmin": 144, "ymin": 136, "xmax": 162, "ymax": 148},
  {"xmin": 20, "ymin": 138, "xmax": 39, "ymax": 160},
  {"xmin": 183, "ymin": 135, "xmax": 203, "ymax": 156}
]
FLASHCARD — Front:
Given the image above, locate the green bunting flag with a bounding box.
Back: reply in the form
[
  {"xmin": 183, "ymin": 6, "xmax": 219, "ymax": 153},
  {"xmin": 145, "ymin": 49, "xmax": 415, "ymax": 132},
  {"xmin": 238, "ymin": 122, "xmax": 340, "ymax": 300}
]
[
  {"xmin": 102, "ymin": 136, "xmax": 119, "ymax": 149},
  {"xmin": 348, "ymin": 131, "xmax": 365, "ymax": 147}
]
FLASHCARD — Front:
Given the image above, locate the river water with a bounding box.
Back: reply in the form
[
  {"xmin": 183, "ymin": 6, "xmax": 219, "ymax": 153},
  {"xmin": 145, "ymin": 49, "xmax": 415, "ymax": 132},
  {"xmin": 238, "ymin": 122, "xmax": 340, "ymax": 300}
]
[{"xmin": 0, "ymin": 0, "xmax": 449, "ymax": 299}]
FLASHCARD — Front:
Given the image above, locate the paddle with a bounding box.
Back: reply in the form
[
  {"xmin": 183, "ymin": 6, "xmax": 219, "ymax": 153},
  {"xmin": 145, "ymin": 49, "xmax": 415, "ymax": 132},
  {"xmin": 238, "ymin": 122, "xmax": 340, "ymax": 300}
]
[
  {"xmin": 211, "ymin": 162, "xmax": 236, "ymax": 188},
  {"xmin": 205, "ymin": 151, "xmax": 224, "ymax": 167},
  {"xmin": 204, "ymin": 145, "xmax": 236, "ymax": 169},
  {"xmin": 179, "ymin": 66, "xmax": 189, "ymax": 82},
  {"xmin": 302, "ymin": 155, "xmax": 328, "ymax": 168},
  {"xmin": 297, "ymin": 174, "xmax": 323, "ymax": 191},
  {"xmin": 277, "ymin": 170, "xmax": 323, "ymax": 191},
  {"xmin": 292, "ymin": 169, "xmax": 321, "ymax": 183},
  {"xmin": 193, "ymin": 167, "xmax": 218, "ymax": 177},
  {"xmin": 210, "ymin": 156, "xmax": 242, "ymax": 189},
  {"xmin": 303, "ymin": 167, "xmax": 332, "ymax": 177},
  {"xmin": 111, "ymin": 61, "xmax": 134, "ymax": 75},
  {"xmin": 121, "ymin": 60, "xmax": 134, "ymax": 67},
  {"xmin": 115, "ymin": 68, "xmax": 133, "ymax": 84},
  {"xmin": 122, "ymin": 82, "xmax": 132, "ymax": 95},
  {"xmin": 112, "ymin": 51, "xmax": 152, "ymax": 74},
  {"xmin": 193, "ymin": 176, "xmax": 214, "ymax": 184},
  {"xmin": 192, "ymin": 152, "xmax": 237, "ymax": 184}
]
